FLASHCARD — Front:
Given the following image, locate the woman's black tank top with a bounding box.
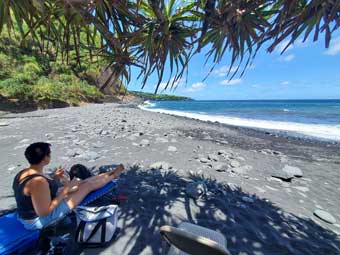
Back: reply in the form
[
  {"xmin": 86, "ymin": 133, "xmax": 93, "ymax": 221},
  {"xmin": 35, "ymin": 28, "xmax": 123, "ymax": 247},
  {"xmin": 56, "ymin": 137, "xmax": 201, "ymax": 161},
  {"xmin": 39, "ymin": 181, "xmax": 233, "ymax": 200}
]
[{"xmin": 12, "ymin": 170, "xmax": 59, "ymax": 220}]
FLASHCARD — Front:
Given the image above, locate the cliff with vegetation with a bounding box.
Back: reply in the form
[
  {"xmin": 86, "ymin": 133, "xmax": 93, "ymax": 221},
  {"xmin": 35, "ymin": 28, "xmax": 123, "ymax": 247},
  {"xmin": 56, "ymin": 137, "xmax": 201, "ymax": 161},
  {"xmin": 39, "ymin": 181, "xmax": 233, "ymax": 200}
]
[
  {"xmin": 0, "ymin": 18, "xmax": 194, "ymax": 113},
  {"xmin": 0, "ymin": 23, "xmax": 127, "ymax": 112}
]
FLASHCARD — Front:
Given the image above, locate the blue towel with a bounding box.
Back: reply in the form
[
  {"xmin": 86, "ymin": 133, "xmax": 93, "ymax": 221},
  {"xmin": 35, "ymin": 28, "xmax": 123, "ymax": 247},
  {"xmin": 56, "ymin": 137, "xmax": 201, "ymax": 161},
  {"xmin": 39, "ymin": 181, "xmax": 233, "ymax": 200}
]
[
  {"xmin": 0, "ymin": 212, "xmax": 40, "ymax": 255},
  {"xmin": 0, "ymin": 180, "xmax": 118, "ymax": 254}
]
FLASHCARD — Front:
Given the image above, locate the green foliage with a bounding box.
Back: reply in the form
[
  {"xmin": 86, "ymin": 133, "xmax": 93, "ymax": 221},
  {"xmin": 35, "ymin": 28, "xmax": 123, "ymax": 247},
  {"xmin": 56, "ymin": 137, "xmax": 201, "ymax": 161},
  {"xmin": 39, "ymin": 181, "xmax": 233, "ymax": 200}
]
[
  {"xmin": 0, "ymin": 21, "xmax": 108, "ymax": 108},
  {"xmin": 23, "ymin": 62, "xmax": 42, "ymax": 75},
  {"xmin": 0, "ymin": 76, "xmax": 103, "ymax": 105},
  {"xmin": 0, "ymin": 78, "xmax": 33, "ymax": 100}
]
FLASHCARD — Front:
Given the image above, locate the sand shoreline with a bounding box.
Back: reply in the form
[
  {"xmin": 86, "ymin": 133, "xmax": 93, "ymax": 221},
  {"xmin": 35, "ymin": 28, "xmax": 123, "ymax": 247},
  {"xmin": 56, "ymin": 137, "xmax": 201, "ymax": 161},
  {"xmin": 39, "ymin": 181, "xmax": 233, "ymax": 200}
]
[{"xmin": 0, "ymin": 103, "xmax": 339, "ymax": 254}]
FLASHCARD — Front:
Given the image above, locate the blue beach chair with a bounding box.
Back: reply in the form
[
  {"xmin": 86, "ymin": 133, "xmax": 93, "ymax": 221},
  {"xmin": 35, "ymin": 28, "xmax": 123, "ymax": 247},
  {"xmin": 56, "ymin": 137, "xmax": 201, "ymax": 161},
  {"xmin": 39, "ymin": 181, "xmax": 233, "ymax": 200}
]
[{"xmin": 0, "ymin": 180, "xmax": 118, "ymax": 255}]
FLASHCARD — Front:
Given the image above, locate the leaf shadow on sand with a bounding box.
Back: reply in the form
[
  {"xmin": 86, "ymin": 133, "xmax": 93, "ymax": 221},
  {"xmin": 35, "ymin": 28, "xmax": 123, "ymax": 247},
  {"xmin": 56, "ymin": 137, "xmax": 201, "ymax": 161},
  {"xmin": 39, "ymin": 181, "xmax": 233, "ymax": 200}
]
[{"xmin": 83, "ymin": 165, "xmax": 340, "ymax": 255}]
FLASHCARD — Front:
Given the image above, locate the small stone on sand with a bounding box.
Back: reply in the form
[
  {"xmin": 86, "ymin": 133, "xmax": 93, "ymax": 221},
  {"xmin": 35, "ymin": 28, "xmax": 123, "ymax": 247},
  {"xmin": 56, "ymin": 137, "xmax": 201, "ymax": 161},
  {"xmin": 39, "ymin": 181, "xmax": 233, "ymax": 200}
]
[
  {"xmin": 313, "ymin": 209, "xmax": 336, "ymax": 224},
  {"xmin": 168, "ymin": 146, "xmax": 177, "ymax": 152}
]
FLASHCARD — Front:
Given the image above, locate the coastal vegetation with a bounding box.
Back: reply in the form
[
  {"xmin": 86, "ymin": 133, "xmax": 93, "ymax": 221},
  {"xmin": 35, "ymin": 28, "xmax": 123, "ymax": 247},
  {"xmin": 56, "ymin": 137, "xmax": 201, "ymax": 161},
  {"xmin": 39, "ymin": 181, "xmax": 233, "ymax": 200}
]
[{"xmin": 129, "ymin": 91, "xmax": 192, "ymax": 101}]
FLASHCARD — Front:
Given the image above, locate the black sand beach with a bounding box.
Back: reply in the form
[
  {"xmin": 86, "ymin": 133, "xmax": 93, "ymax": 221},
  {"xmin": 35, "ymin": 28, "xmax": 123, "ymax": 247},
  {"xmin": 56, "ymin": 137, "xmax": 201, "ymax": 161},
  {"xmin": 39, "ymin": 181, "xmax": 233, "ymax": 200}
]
[{"xmin": 0, "ymin": 103, "xmax": 339, "ymax": 255}]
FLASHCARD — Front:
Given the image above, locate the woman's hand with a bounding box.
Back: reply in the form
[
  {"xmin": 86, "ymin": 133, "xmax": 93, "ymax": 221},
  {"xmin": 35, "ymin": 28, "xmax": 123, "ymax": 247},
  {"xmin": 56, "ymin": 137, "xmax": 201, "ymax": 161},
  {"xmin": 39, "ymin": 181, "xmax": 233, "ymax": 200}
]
[
  {"xmin": 53, "ymin": 168, "xmax": 70, "ymax": 185},
  {"xmin": 61, "ymin": 178, "xmax": 82, "ymax": 196}
]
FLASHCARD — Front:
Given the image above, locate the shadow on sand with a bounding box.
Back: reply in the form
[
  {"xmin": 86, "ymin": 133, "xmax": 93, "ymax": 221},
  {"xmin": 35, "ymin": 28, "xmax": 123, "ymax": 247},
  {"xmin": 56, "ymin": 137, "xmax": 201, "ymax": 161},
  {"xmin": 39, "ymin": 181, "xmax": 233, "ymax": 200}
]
[{"xmin": 82, "ymin": 165, "xmax": 340, "ymax": 255}]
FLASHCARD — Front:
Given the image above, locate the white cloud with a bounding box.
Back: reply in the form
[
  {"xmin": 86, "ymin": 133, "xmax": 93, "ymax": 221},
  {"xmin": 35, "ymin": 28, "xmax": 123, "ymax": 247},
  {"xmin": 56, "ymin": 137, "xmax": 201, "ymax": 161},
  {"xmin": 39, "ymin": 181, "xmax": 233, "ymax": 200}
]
[
  {"xmin": 280, "ymin": 54, "xmax": 295, "ymax": 62},
  {"xmin": 213, "ymin": 64, "xmax": 255, "ymax": 77},
  {"xmin": 324, "ymin": 36, "xmax": 340, "ymax": 56},
  {"xmin": 156, "ymin": 77, "xmax": 185, "ymax": 90},
  {"xmin": 185, "ymin": 82, "xmax": 206, "ymax": 92},
  {"xmin": 280, "ymin": 81, "xmax": 290, "ymax": 85},
  {"xmin": 220, "ymin": 78, "xmax": 242, "ymax": 86},
  {"xmin": 213, "ymin": 65, "xmax": 238, "ymax": 77}
]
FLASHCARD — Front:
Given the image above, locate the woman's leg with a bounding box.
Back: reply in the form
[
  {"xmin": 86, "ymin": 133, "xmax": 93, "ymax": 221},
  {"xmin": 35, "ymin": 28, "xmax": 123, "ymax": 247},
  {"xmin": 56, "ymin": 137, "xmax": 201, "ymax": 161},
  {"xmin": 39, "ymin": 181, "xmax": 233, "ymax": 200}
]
[{"xmin": 65, "ymin": 164, "xmax": 124, "ymax": 209}]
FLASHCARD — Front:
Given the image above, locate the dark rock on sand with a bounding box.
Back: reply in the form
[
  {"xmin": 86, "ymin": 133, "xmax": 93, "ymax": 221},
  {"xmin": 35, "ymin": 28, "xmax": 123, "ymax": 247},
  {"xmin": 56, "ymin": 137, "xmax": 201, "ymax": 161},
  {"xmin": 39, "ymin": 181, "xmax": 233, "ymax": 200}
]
[{"xmin": 149, "ymin": 161, "xmax": 172, "ymax": 170}]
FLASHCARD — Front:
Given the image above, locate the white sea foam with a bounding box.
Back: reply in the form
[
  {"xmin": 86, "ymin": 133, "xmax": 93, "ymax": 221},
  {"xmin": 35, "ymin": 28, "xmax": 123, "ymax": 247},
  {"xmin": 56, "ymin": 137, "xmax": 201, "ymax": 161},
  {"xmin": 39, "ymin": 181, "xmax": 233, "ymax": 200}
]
[
  {"xmin": 141, "ymin": 100, "xmax": 156, "ymax": 108},
  {"xmin": 139, "ymin": 106, "xmax": 340, "ymax": 142}
]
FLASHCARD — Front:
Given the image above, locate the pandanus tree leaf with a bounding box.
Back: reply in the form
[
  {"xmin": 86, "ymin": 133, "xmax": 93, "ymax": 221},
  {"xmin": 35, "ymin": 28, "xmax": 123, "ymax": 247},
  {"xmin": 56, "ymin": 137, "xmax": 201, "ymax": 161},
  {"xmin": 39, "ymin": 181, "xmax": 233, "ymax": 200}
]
[{"xmin": 0, "ymin": 0, "xmax": 339, "ymax": 93}]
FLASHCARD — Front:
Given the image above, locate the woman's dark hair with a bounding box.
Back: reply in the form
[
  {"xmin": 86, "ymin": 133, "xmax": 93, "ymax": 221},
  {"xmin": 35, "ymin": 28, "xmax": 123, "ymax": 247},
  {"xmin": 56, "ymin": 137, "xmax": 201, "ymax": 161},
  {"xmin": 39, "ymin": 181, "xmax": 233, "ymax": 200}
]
[
  {"xmin": 69, "ymin": 164, "xmax": 92, "ymax": 180},
  {"xmin": 24, "ymin": 142, "xmax": 51, "ymax": 165}
]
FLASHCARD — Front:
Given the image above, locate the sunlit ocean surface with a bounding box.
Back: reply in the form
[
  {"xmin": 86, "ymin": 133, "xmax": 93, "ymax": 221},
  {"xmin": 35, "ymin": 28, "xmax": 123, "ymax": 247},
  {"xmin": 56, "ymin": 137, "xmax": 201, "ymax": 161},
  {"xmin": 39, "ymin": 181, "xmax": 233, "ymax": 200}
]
[{"xmin": 139, "ymin": 99, "xmax": 340, "ymax": 142}]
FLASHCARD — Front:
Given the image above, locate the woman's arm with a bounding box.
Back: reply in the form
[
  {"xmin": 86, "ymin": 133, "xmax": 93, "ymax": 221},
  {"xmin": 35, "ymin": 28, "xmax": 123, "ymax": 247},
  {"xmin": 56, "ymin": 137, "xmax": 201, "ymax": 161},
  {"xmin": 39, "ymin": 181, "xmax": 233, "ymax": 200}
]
[{"xmin": 30, "ymin": 177, "xmax": 79, "ymax": 217}]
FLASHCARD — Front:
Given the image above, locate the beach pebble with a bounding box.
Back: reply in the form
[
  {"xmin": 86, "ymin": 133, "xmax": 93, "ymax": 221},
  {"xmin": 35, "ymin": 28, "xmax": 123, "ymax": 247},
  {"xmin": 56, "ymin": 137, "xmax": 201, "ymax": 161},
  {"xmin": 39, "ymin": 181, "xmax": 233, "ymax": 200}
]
[
  {"xmin": 100, "ymin": 130, "xmax": 110, "ymax": 135},
  {"xmin": 271, "ymin": 168, "xmax": 294, "ymax": 182},
  {"xmin": 229, "ymin": 160, "xmax": 240, "ymax": 168},
  {"xmin": 82, "ymin": 151, "xmax": 99, "ymax": 161},
  {"xmin": 92, "ymin": 142, "xmax": 104, "ymax": 148},
  {"xmin": 199, "ymin": 158, "xmax": 209, "ymax": 163},
  {"xmin": 45, "ymin": 133, "xmax": 54, "ymax": 139},
  {"xmin": 208, "ymin": 154, "xmax": 219, "ymax": 161},
  {"xmin": 313, "ymin": 209, "xmax": 336, "ymax": 224},
  {"xmin": 0, "ymin": 122, "xmax": 10, "ymax": 127},
  {"xmin": 7, "ymin": 165, "xmax": 16, "ymax": 172},
  {"xmin": 242, "ymin": 196, "xmax": 254, "ymax": 203},
  {"xmin": 293, "ymin": 186, "xmax": 309, "ymax": 192},
  {"xmin": 127, "ymin": 134, "xmax": 138, "ymax": 141},
  {"xmin": 66, "ymin": 148, "xmax": 83, "ymax": 157},
  {"xmin": 168, "ymin": 146, "xmax": 177, "ymax": 152},
  {"xmin": 212, "ymin": 163, "xmax": 228, "ymax": 172},
  {"xmin": 140, "ymin": 139, "xmax": 150, "ymax": 146},
  {"xmin": 186, "ymin": 182, "xmax": 207, "ymax": 199},
  {"xmin": 282, "ymin": 165, "xmax": 303, "ymax": 177},
  {"xmin": 149, "ymin": 161, "xmax": 172, "ymax": 170},
  {"xmin": 155, "ymin": 137, "xmax": 168, "ymax": 143},
  {"xmin": 231, "ymin": 165, "xmax": 252, "ymax": 175}
]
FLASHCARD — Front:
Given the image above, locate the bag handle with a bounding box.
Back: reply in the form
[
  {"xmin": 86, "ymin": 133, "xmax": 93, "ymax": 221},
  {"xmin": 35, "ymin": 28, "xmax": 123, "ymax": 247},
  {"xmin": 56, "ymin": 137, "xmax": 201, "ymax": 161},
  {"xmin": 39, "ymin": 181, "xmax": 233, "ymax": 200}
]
[
  {"xmin": 75, "ymin": 221, "xmax": 86, "ymax": 243},
  {"xmin": 85, "ymin": 218, "xmax": 107, "ymax": 243}
]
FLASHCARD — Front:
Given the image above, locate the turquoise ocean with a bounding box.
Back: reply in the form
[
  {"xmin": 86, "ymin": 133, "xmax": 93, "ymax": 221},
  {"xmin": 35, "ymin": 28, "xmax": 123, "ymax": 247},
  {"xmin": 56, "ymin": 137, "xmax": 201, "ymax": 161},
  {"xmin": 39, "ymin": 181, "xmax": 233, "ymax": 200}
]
[{"xmin": 139, "ymin": 99, "xmax": 340, "ymax": 142}]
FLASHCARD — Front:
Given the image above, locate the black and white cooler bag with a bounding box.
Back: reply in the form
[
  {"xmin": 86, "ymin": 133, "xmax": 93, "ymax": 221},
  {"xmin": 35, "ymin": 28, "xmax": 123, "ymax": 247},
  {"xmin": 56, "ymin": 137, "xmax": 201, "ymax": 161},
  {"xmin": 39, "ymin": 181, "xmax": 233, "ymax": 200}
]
[{"xmin": 75, "ymin": 205, "xmax": 119, "ymax": 246}]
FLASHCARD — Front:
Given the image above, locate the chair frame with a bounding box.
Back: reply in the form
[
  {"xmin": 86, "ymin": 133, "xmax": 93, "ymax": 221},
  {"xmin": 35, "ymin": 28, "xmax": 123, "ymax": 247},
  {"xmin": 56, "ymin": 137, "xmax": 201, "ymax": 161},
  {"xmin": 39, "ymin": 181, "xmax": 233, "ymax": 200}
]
[{"xmin": 160, "ymin": 225, "xmax": 231, "ymax": 255}]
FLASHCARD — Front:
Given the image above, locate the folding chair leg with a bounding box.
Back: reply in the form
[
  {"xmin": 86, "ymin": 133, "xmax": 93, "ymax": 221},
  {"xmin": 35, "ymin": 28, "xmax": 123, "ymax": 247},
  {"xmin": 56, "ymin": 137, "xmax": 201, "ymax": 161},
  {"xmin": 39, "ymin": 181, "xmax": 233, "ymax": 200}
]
[{"xmin": 161, "ymin": 238, "xmax": 169, "ymax": 255}]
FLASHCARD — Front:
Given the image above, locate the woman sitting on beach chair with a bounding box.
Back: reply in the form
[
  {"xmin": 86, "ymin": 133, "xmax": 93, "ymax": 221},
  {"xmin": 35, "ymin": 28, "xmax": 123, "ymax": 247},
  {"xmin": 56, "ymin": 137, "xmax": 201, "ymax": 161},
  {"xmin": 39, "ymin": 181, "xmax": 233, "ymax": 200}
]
[{"xmin": 12, "ymin": 142, "xmax": 124, "ymax": 230}]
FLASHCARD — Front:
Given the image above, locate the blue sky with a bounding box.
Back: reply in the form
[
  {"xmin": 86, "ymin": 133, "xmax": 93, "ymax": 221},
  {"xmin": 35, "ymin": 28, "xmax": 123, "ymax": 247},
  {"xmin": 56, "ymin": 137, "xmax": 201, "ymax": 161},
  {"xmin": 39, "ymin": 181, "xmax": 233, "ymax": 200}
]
[{"xmin": 127, "ymin": 32, "xmax": 340, "ymax": 100}]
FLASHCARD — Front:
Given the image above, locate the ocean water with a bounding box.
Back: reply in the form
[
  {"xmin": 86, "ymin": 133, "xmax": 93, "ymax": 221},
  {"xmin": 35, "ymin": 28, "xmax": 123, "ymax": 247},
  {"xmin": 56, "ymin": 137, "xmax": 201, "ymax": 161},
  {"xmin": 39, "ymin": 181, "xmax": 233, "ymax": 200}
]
[{"xmin": 139, "ymin": 100, "xmax": 340, "ymax": 142}]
